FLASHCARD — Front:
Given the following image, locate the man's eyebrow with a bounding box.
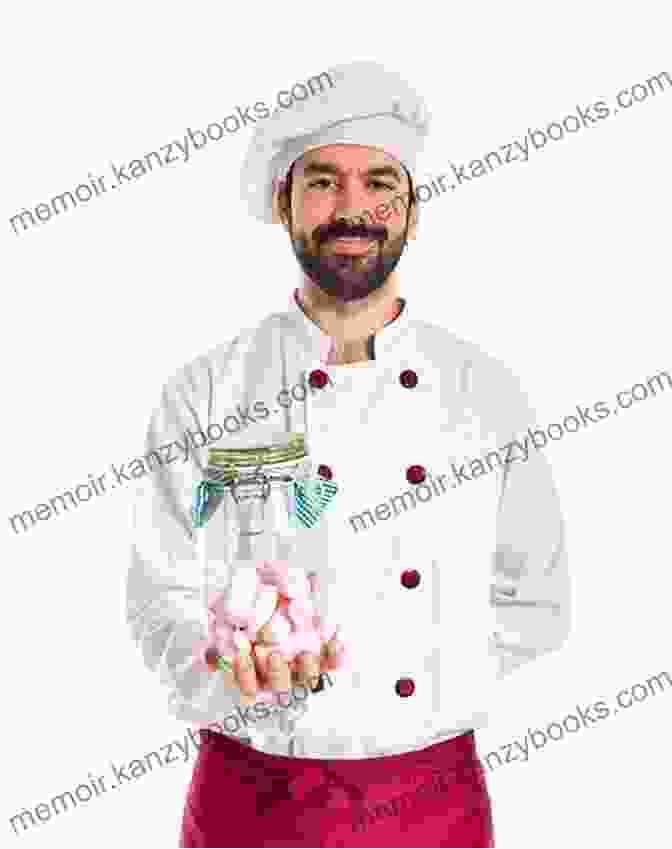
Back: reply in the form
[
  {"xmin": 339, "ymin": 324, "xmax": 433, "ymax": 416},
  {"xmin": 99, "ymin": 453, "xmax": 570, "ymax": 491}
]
[
  {"xmin": 365, "ymin": 166, "xmax": 403, "ymax": 182},
  {"xmin": 300, "ymin": 162, "xmax": 403, "ymax": 182}
]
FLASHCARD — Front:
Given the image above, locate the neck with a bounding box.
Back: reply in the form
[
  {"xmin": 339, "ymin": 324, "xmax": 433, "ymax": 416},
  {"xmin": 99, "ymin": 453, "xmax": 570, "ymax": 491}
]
[{"xmin": 297, "ymin": 273, "xmax": 402, "ymax": 364}]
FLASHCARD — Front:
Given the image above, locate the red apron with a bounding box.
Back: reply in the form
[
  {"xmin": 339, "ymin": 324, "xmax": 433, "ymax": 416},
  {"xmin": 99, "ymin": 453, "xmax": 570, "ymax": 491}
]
[{"xmin": 179, "ymin": 730, "xmax": 494, "ymax": 847}]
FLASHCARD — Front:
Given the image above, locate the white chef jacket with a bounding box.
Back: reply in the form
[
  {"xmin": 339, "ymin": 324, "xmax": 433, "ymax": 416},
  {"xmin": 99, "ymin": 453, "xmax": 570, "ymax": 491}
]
[{"xmin": 127, "ymin": 294, "xmax": 570, "ymax": 759}]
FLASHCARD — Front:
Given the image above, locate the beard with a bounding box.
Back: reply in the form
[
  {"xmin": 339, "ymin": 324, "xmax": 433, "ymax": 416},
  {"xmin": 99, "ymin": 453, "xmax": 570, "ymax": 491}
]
[{"xmin": 289, "ymin": 217, "xmax": 408, "ymax": 303}]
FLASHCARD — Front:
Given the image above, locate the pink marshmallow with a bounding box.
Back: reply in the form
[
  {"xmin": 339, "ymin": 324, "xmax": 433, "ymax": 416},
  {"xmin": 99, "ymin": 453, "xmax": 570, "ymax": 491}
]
[{"xmin": 194, "ymin": 561, "xmax": 347, "ymax": 695}]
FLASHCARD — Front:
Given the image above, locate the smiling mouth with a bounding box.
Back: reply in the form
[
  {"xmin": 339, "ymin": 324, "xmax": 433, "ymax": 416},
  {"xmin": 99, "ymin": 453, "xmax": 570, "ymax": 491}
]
[{"xmin": 326, "ymin": 237, "xmax": 377, "ymax": 256}]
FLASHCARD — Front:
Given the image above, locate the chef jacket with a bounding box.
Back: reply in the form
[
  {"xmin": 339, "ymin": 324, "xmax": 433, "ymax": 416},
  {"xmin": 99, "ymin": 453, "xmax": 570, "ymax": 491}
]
[{"xmin": 127, "ymin": 294, "xmax": 570, "ymax": 759}]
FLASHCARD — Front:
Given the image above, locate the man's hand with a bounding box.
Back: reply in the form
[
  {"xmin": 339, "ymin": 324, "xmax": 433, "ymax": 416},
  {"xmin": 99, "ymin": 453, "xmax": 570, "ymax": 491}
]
[{"xmin": 220, "ymin": 633, "xmax": 342, "ymax": 704}]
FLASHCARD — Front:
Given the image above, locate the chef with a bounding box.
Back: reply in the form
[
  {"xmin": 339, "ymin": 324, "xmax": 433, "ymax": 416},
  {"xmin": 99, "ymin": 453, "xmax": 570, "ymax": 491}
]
[{"xmin": 127, "ymin": 60, "xmax": 571, "ymax": 848}]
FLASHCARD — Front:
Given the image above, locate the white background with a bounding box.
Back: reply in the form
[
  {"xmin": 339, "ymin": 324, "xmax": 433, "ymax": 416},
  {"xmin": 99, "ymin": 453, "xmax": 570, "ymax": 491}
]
[{"xmin": 2, "ymin": 1, "xmax": 670, "ymax": 847}]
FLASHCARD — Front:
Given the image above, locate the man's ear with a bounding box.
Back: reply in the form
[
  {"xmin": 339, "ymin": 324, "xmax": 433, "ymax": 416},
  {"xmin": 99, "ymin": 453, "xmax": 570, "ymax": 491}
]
[
  {"xmin": 272, "ymin": 177, "xmax": 290, "ymax": 230},
  {"xmin": 407, "ymin": 197, "xmax": 419, "ymax": 241}
]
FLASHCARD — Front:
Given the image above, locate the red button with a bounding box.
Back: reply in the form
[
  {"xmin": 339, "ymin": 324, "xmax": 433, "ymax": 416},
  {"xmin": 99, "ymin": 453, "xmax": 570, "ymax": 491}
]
[
  {"xmin": 401, "ymin": 570, "xmax": 421, "ymax": 589},
  {"xmin": 395, "ymin": 678, "xmax": 415, "ymax": 698},
  {"xmin": 317, "ymin": 464, "xmax": 333, "ymax": 479},
  {"xmin": 399, "ymin": 369, "xmax": 418, "ymax": 388},
  {"xmin": 309, "ymin": 369, "xmax": 329, "ymax": 389},
  {"xmin": 406, "ymin": 465, "xmax": 426, "ymax": 484}
]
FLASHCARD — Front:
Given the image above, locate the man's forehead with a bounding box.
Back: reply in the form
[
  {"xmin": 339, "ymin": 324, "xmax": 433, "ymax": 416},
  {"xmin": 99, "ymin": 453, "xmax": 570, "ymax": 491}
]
[{"xmin": 294, "ymin": 145, "xmax": 403, "ymax": 175}]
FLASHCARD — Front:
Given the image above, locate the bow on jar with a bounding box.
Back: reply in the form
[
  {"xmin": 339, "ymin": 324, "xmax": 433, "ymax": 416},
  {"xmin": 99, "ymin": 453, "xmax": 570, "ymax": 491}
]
[
  {"xmin": 191, "ymin": 479, "xmax": 228, "ymax": 529},
  {"xmin": 289, "ymin": 477, "xmax": 338, "ymax": 529}
]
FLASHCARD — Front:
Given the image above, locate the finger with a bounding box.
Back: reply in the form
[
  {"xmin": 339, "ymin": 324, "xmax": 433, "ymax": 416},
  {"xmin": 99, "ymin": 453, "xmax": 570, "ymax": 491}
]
[
  {"xmin": 267, "ymin": 651, "xmax": 291, "ymax": 692},
  {"xmin": 217, "ymin": 657, "xmax": 238, "ymax": 689},
  {"xmin": 322, "ymin": 637, "xmax": 343, "ymax": 671},
  {"xmin": 253, "ymin": 643, "xmax": 272, "ymax": 684},
  {"xmin": 234, "ymin": 644, "xmax": 258, "ymax": 699},
  {"xmin": 293, "ymin": 651, "xmax": 321, "ymax": 686}
]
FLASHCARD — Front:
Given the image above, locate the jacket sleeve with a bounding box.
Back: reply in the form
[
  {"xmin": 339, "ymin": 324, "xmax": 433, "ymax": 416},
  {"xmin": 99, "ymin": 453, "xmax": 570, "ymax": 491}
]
[
  {"xmin": 487, "ymin": 365, "xmax": 572, "ymax": 679},
  {"xmin": 125, "ymin": 345, "xmax": 301, "ymax": 727},
  {"xmin": 126, "ymin": 352, "xmax": 231, "ymax": 722}
]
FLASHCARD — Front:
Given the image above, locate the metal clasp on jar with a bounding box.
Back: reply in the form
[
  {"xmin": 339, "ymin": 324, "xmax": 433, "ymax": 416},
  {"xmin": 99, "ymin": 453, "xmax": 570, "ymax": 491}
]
[
  {"xmin": 230, "ymin": 468, "xmax": 272, "ymax": 505},
  {"xmin": 230, "ymin": 467, "xmax": 272, "ymax": 537}
]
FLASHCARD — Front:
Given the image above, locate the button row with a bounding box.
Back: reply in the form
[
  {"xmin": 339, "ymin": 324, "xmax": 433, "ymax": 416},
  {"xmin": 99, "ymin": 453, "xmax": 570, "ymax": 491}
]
[
  {"xmin": 309, "ymin": 365, "xmax": 422, "ymax": 699},
  {"xmin": 308, "ymin": 368, "xmax": 419, "ymax": 389}
]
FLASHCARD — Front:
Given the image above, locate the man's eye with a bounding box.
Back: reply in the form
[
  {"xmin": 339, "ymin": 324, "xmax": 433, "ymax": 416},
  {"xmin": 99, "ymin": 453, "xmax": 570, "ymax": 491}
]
[{"xmin": 306, "ymin": 179, "xmax": 396, "ymax": 191}]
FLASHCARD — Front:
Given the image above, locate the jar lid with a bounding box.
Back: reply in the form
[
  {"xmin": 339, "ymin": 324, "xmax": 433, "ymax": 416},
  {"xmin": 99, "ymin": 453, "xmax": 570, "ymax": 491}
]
[{"xmin": 207, "ymin": 432, "xmax": 307, "ymax": 475}]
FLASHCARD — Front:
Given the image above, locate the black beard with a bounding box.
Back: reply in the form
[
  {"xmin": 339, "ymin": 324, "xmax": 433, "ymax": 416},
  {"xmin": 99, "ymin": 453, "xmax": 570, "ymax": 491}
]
[{"xmin": 290, "ymin": 234, "xmax": 407, "ymax": 303}]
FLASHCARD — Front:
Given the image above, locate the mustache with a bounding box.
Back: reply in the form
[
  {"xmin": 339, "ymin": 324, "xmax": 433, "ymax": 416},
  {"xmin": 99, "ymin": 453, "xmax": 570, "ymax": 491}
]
[{"xmin": 315, "ymin": 219, "xmax": 388, "ymax": 245}]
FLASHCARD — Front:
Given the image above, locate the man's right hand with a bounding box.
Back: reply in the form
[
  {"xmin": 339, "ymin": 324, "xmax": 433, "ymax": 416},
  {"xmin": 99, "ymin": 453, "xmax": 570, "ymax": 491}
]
[{"xmin": 221, "ymin": 633, "xmax": 342, "ymax": 704}]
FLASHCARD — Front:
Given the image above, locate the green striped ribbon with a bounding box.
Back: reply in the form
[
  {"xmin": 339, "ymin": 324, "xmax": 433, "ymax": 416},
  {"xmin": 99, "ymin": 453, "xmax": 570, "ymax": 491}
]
[
  {"xmin": 289, "ymin": 477, "xmax": 338, "ymax": 529},
  {"xmin": 191, "ymin": 479, "xmax": 228, "ymax": 529}
]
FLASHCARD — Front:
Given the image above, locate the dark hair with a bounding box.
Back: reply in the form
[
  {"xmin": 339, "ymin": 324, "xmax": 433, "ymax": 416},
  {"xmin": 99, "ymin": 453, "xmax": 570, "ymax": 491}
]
[{"xmin": 279, "ymin": 159, "xmax": 416, "ymax": 222}]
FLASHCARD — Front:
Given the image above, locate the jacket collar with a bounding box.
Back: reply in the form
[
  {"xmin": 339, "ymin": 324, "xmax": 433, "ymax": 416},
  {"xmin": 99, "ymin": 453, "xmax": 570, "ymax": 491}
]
[{"xmin": 286, "ymin": 289, "xmax": 410, "ymax": 364}]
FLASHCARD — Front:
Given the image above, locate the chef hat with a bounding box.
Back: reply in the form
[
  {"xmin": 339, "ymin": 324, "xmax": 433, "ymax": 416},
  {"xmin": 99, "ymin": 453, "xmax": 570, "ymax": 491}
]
[{"xmin": 240, "ymin": 60, "xmax": 431, "ymax": 224}]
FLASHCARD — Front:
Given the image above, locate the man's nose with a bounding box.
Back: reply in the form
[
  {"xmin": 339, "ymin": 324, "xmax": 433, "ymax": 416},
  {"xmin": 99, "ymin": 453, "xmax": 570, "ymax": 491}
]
[{"xmin": 332, "ymin": 179, "xmax": 372, "ymax": 226}]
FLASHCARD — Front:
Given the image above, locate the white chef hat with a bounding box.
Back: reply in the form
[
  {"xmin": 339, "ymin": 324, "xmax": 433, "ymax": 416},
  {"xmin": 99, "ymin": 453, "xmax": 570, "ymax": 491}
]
[{"xmin": 240, "ymin": 60, "xmax": 431, "ymax": 224}]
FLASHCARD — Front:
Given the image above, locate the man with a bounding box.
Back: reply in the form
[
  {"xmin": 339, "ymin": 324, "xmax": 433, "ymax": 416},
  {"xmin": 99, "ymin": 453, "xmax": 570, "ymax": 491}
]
[{"xmin": 127, "ymin": 60, "xmax": 570, "ymax": 847}]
